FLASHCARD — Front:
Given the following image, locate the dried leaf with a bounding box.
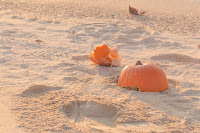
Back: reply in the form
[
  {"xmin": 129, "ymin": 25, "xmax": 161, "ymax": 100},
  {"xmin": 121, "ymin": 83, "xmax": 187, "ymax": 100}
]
[
  {"xmin": 129, "ymin": 5, "xmax": 139, "ymax": 15},
  {"xmin": 129, "ymin": 5, "xmax": 146, "ymax": 15},
  {"xmin": 140, "ymin": 11, "xmax": 146, "ymax": 15},
  {"xmin": 36, "ymin": 40, "xmax": 43, "ymax": 42}
]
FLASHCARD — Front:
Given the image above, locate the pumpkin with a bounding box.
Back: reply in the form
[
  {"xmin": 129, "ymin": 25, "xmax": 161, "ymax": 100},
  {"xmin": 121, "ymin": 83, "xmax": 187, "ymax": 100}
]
[
  {"xmin": 89, "ymin": 44, "xmax": 121, "ymax": 66},
  {"xmin": 118, "ymin": 61, "xmax": 168, "ymax": 92}
]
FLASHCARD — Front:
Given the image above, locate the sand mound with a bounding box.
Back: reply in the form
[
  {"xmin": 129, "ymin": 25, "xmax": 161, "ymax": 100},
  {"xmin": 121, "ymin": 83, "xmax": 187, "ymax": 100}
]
[
  {"xmin": 151, "ymin": 54, "xmax": 200, "ymax": 63},
  {"xmin": 12, "ymin": 85, "xmax": 200, "ymax": 132},
  {"xmin": 21, "ymin": 85, "xmax": 63, "ymax": 97}
]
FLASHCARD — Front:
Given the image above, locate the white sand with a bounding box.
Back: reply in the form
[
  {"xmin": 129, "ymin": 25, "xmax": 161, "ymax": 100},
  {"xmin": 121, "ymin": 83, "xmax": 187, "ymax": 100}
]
[{"xmin": 0, "ymin": 0, "xmax": 200, "ymax": 132}]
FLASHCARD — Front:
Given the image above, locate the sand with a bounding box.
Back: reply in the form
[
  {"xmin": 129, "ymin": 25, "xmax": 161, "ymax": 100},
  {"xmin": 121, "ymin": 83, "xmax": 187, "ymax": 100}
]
[{"xmin": 0, "ymin": 0, "xmax": 200, "ymax": 132}]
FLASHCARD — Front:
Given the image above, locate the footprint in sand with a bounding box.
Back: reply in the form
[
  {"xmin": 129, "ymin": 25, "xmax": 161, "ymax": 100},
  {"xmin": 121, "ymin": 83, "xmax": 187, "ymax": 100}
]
[
  {"xmin": 21, "ymin": 85, "xmax": 63, "ymax": 97},
  {"xmin": 62, "ymin": 100, "xmax": 118, "ymax": 127},
  {"xmin": 67, "ymin": 23, "xmax": 121, "ymax": 43}
]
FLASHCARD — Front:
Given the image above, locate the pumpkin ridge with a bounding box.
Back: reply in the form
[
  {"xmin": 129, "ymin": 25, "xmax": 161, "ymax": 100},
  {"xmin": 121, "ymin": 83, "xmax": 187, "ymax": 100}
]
[
  {"xmin": 144, "ymin": 64, "xmax": 157, "ymax": 91},
  {"xmin": 120, "ymin": 66, "xmax": 131, "ymax": 87},
  {"xmin": 125, "ymin": 65, "xmax": 134, "ymax": 87},
  {"xmin": 146, "ymin": 64, "xmax": 167, "ymax": 92},
  {"xmin": 138, "ymin": 66, "xmax": 146, "ymax": 92},
  {"xmin": 131, "ymin": 65, "xmax": 140, "ymax": 87},
  {"xmin": 128, "ymin": 64, "xmax": 135, "ymax": 87},
  {"xmin": 127, "ymin": 65, "xmax": 138, "ymax": 87},
  {"xmin": 119, "ymin": 65, "xmax": 131, "ymax": 87}
]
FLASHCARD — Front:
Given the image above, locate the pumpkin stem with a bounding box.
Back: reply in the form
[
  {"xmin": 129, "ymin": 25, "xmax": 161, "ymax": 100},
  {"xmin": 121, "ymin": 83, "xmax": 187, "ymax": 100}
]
[{"xmin": 136, "ymin": 60, "xmax": 143, "ymax": 65}]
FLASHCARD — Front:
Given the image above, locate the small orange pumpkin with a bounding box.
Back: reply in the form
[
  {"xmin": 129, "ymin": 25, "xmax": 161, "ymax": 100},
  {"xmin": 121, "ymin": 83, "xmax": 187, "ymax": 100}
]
[
  {"xmin": 89, "ymin": 44, "xmax": 121, "ymax": 66},
  {"xmin": 118, "ymin": 61, "xmax": 168, "ymax": 92}
]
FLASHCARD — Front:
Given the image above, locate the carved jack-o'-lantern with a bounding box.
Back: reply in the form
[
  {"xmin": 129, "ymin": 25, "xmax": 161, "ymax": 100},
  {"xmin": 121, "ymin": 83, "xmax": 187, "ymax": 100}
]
[{"xmin": 89, "ymin": 44, "xmax": 121, "ymax": 66}]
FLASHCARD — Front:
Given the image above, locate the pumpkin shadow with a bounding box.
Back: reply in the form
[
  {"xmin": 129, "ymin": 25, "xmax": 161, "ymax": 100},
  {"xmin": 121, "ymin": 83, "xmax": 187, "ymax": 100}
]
[
  {"xmin": 128, "ymin": 79, "xmax": 200, "ymax": 125},
  {"xmin": 91, "ymin": 65, "xmax": 123, "ymax": 89},
  {"xmin": 94, "ymin": 65, "xmax": 123, "ymax": 77}
]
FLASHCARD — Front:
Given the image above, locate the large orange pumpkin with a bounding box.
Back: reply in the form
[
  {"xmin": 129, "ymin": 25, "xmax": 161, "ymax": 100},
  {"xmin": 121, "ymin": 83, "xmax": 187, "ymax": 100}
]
[
  {"xmin": 89, "ymin": 44, "xmax": 121, "ymax": 66},
  {"xmin": 118, "ymin": 61, "xmax": 168, "ymax": 92}
]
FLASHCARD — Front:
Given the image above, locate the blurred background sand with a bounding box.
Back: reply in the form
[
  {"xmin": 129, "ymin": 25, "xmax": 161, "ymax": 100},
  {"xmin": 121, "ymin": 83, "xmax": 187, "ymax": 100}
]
[{"xmin": 1, "ymin": 0, "xmax": 200, "ymax": 35}]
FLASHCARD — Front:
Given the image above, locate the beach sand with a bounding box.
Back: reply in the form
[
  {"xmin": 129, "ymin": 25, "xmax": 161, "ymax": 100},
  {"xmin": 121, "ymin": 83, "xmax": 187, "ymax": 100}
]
[{"xmin": 0, "ymin": 0, "xmax": 200, "ymax": 132}]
